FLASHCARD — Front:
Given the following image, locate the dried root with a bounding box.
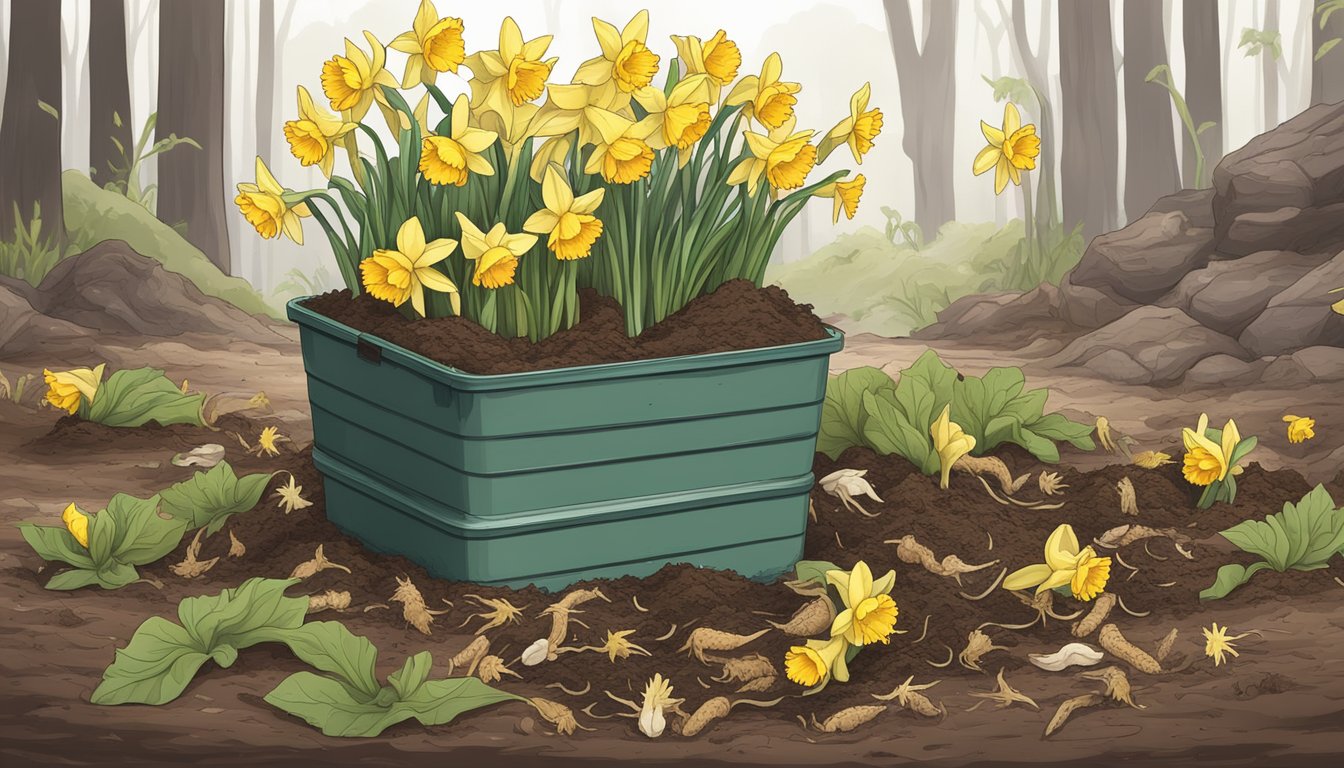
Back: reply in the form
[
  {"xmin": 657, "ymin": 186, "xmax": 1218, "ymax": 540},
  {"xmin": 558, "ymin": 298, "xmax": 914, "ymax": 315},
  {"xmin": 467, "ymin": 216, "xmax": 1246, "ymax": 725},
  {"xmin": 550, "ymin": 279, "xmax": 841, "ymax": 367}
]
[
  {"xmin": 1131, "ymin": 450, "xmax": 1173, "ymax": 468},
  {"xmin": 1096, "ymin": 416, "xmax": 1116, "ymax": 453},
  {"xmin": 170, "ymin": 529, "xmax": 219, "ymax": 579},
  {"xmin": 459, "ymin": 594, "xmax": 526, "ymax": 635},
  {"xmin": 958, "ymin": 629, "xmax": 1008, "ymax": 672},
  {"xmin": 1038, "ymin": 471, "xmax": 1068, "ymax": 496},
  {"xmin": 710, "ymin": 654, "xmax": 776, "ymax": 685},
  {"xmin": 1155, "ymin": 628, "xmax": 1179, "ymax": 663},
  {"xmin": 1097, "ymin": 624, "xmax": 1162, "ymax": 674},
  {"xmin": 1094, "ymin": 525, "xmax": 1194, "ymax": 559},
  {"xmin": 227, "ymin": 530, "xmax": 246, "ymax": 558},
  {"xmin": 888, "ymin": 535, "xmax": 999, "ymax": 585},
  {"xmin": 953, "ymin": 455, "xmax": 1030, "ymax": 496},
  {"xmin": 982, "ymin": 590, "xmax": 1084, "ymax": 632},
  {"xmin": 530, "ymin": 697, "xmax": 593, "ymax": 735},
  {"xmin": 735, "ymin": 676, "xmax": 776, "ymax": 693},
  {"xmin": 817, "ymin": 469, "xmax": 883, "ymax": 516},
  {"xmin": 678, "ymin": 696, "xmax": 782, "ymax": 737},
  {"xmin": 967, "ymin": 668, "xmax": 1039, "ymax": 711},
  {"xmin": 307, "ymin": 589, "xmax": 352, "ymax": 613},
  {"xmin": 768, "ymin": 596, "xmax": 836, "ymax": 637},
  {"xmin": 1116, "ymin": 477, "xmax": 1138, "ymax": 516},
  {"xmin": 678, "ymin": 627, "xmax": 770, "ymax": 664},
  {"xmin": 1044, "ymin": 693, "xmax": 1104, "ymax": 737},
  {"xmin": 1079, "ymin": 665, "xmax": 1144, "ymax": 709},
  {"xmin": 546, "ymin": 681, "xmax": 591, "ymax": 697},
  {"xmin": 1071, "ymin": 593, "xmax": 1117, "ymax": 638},
  {"xmin": 447, "ymin": 635, "xmax": 490, "ymax": 676},
  {"xmin": 538, "ymin": 588, "xmax": 607, "ymax": 659},
  {"xmin": 288, "ymin": 544, "xmax": 352, "ymax": 580},
  {"xmin": 563, "ymin": 629, "xmax": 651, "ymax": 663},
  {"xmin": 476, "ymin": 655, "xmax": 521, "ymax": 684},
  {"xmin": 872, "ymin": 676, "xmax": 944, "ymax": 718},
  {"xmin": 390, "ymin": 575, "xmax": 449, "ymax": 635},
  {"xmin": 810, "ymin": 705, "xmax": 886, "ymax": 733}
]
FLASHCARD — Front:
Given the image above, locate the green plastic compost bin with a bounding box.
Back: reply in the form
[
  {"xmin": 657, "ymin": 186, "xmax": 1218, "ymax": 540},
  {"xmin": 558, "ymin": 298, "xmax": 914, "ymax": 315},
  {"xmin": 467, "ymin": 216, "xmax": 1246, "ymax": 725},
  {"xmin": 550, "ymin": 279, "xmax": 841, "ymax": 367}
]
[{"xmin": 288, "ymin": 298, "xmax": 843, "ymax": 590}]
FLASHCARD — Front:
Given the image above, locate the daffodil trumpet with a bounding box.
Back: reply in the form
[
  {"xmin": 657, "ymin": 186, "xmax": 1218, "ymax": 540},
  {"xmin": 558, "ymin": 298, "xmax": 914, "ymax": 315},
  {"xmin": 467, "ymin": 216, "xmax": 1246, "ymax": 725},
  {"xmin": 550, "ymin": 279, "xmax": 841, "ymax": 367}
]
[{"xmin": 1181, "ymin": 413, "xmax": 1257, "ymax": 508}]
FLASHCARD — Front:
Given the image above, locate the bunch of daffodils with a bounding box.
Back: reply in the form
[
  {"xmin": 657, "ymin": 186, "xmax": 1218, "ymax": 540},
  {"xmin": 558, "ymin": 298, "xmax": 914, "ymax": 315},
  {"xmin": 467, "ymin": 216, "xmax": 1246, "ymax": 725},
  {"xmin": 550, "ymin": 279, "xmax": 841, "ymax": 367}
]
[
  {"xmin": 784, "ymin": 561, "xmax": 898, "ymax": 691},
  {"xmin": 236, "ymin": 3, "xmax": 883, "ymax": 339}
]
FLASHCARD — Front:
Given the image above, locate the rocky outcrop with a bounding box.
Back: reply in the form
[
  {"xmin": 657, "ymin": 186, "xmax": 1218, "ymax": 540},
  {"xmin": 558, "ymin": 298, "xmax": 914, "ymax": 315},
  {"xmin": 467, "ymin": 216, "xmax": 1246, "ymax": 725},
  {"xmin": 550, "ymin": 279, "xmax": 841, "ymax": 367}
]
[{"xmin": 918, "ymin": 101, "xmax": 1344, "ymax": 385}]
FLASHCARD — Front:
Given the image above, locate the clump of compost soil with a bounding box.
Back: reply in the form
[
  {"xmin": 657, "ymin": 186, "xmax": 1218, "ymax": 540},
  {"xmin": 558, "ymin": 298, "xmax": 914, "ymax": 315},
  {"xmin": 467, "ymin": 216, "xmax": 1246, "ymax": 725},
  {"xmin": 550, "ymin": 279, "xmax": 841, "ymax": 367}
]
[
  {"xmin": 28, "ymin": 413, "xmax": 270, "ymax": 456},
  {"xmin": 301, "ymin": 280, "xmax": 830, "ymax": 375}
]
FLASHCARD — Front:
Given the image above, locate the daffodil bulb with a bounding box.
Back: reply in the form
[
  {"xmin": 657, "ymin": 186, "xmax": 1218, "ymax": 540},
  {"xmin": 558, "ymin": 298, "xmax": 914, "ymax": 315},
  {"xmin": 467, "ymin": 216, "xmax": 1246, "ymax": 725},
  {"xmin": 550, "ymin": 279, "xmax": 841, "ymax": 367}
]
[
  {"xmin": 638, "ymin": 674, "xmax": 680, "ymax": 738},
  {"xmin": 521, "ymin": 638, "xmax": 549, "ymax": 666}
]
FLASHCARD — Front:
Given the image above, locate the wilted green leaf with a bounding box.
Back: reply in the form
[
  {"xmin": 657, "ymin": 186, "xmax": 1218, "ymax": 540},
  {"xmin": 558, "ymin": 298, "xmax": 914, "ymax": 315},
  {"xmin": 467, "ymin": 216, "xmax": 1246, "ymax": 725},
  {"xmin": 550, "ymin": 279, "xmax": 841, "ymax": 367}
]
[
  {"xmin": 85, "ymin": 367, "xmax": 204, "ymax": 428},
  {"xmin": 1198, "ymin": 562, "xmax": 1270, "ymax": 600},
  {"xmin": 19, "ymin": 493, "xmax": 184, "ymax": 590},
  {"xmin": 792, "ymin": 560, "xmax": 841, "ymax": 588},
  {"xmin": 862, "ymin": 388, "xmax": 939, "ymax": 474},
  {"xmin": 1205, "ymin": 486, "xmax": 1344, "ymax": 599},
  {"xmin": 159, "ymin": 461, "xmax": 275, "ymax": 535}
]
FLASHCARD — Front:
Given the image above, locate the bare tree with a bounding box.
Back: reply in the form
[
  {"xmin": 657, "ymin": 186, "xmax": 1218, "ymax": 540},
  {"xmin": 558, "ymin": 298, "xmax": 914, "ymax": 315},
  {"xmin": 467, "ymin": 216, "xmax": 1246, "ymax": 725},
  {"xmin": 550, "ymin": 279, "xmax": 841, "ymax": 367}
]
[
  {"xmin": 0, "ymin": 0, "xmax": 64, "ymax": 242},
  {"xmin": 90, "ymin": 0, "xmax": 134, "ymax": 186},
  {"xmin": 1059, "ymin": 0, "xmax": 1119, "ymax": 238},
  {"xmin": 882, "ymin": 0, "xmax": 958, "ymax": 240},
  {"xmin": 1123, "ymin": 0, "xmax": 1180, "ymax": 219},
  {"xmin": 156, "ymin": 0, "xmax": 231, "ymax": 272},
  {"xmin": 257, "ymin": 0, "xmax": 275, "ymax": 155},
  {"xmin": 1007, "ymin": 0, "xmax": 1061, "ymax": 241},
  {"xmin": 1313, "ymin": 0, "xmax": 1344, "ymax": 104},
  {"xmin": 1263, "ymin": 0, "xmax": 1280, "ymax": 128},
  {"xmin": 1183, "ymin": 0, "xmax": 1222, "ymax": 185}
]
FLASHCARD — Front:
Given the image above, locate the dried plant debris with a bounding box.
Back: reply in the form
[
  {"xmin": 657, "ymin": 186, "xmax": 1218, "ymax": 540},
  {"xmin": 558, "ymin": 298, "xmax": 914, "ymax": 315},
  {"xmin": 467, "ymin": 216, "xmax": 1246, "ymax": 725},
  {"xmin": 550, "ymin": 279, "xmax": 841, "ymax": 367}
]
[
  {"xmin": 1097, "ymin": 624, "xmax": 1162, "ymax": 674},
  {"xmin": 638, "ymin": 674, "xmax": 686, "ymax": 738},
  {"xmin": 1038, "ymin": 471, "xmax": 1068, "ymax": 496},
  {"xmin": 735, "ymin": 676, "xmax": 776, "ymax": 693},
  {"xmin": 678, "ymin": 627, "xmax": 770, "ymax": 664},
  {"xmin": 954, "ymin": 455, "xmax": 1030, "ymax": 496},
  {"xmin": 227, "ymin": 529, "xmax": 246, "ymax": 558},
  {"xmin": 889, "ymin": 535, "xmax": 999, "ymax": 585},
  {"xmin": 959, "ymin": 629, "xmax": 1009, "ymax": 671},
  {"xmin": 170, "ymin": 529, "xmax": 219, "ymax": 579},
  {"xmin": 968, "ymin": 669, "xmax": 1039, "ymax": 711},
  {"xmin": 390, "ymin": 575, "xmax": 449, "ymax": 636},
  {"xmin": 1155, "ymin": 629, "xmax": 1180, "ymax": 663},
  {"xmin": 171, "ymin": 444, "xmax": 226, "ymax": 468},
  {"xmin": 1131, "ymin": 450, "xmax": 1174, "ymax": 468},
  {"xmin": 1094, "ymin": 525, "xmax": 1194, "ymax": 559},
  {"xmin": 810, "ymin": 705, "xmax": 886, "ymax": 733},
  {"xmin": 288, "ymin": 544, "xmax": 351, "ymax": 580},
  {"xmin": 448, "ymin": 635, "xmax": 491, "ymax": 676},
  {"xmin": 710, "ymin": 654, "xmax": 777, "ymax": 686},
  {"xmin": 1096, "ymin": 416, "xmax": 1116, "ymax": 453},
  {"xmin": 1044, "ymin": 693, "xmax": 1104, "ymax": 738},
  {"xmin": 1030, "ymin": 643, "xmax": 1105, "ymax": 672},
  {"xmin": 678, "ymin": 696, "xmax": 782, "ymax": 737},
  {"xmin": 1071, "ymin": 593, "xmax": 1118, "ymax": 638},
  {"xmin": 521, "ymin": 638, "xmax": 551, "ymax": 666},
  {"xmin": 985, "ymin": 590, "xmax": 1083, "ymax": 631},
  {"xmin": 459, "ymin": 594, "xmax": 526, "ymax": 635},
  {"xmin": 1080, "ymin": 666, "xmax": 1144, "ymax": 709},
  {"xmin": 817, "ymin": 468, "xmax": 884, "ymax": 517},
  {"xmin": 476, "ymin": 655, "xmax": 521, "ymax": 684},
  {"xmin": 568, "ymin": 629, "xmax": 652, "ymax": 663},
  {"xmin": 273, "ymin": 473, "xmax": 314, "ymax": 514},
  {"xmin": 307, "ymin": 590, "xmax": 352, "ymax": 614},
  {"xmin": 768, "ymin": 596, "xmax": 836, "ymax": 637},
  {"xmin": 1116, "ymin": 477, "xmax": 1139, "ymax": 516},
  {"xmin": 872, "ymin": 676, "xmax": 944, "ymax": 718},
  {"xmin": 530, "ymin": 697, "xmax": 592, "ymax": 735}
]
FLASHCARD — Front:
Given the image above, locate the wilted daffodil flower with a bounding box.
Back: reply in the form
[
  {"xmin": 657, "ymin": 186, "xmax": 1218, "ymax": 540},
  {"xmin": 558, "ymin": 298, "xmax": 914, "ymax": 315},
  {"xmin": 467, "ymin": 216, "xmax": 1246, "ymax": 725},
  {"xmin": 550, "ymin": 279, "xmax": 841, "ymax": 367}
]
[
  {"xmin": 320, "ymin": 31, "xmax": 398, "ymax": 123},
  {"xmin": 62, "ymin": 503, "xmax": 91, "ymax": 548},
  {"xmin": 728, "ymin": 118, "xmax": 816, "ymax": 196},
  {"xmin": 455, "ymin": 213, "xmax": 538, "ymax": 289},
  {"xmin": 359, "ymin": 216, "xmax": 460, "ymax": 317},
  {"xmin": 1283, "ymin": 414, "xmax": 1315, "ymax": 444},
  {"xmin": 670, "ymin": 30, "xmax": 741, "ymax": 103},
  {"xmin": 972, "ymin": 101, "xmax": 1041, "ymax": 194},
  {"xmin": 43, "ymin": 363, "xmax": 105, "ymax": 414},
  {"xmin": 1182, "ymin": 413, "xmax": 1256, "ymax": 508},
  {"xmin": 725, "ymin": 52, "xmax": 801, "ymax": 130},
  {"xmin": 465, "ymin": 16, "xmax": 556, "ymax": 113},
  {"xmin": 284, "ymin": 86, "xmax": 356, "ymax": 178},
  {"xmin": 931, "ymin": 404, "xmax": 976, "ymax": 490},
  {"xmin": 574, "ymin": 10, "xmax": 660, "ymax": 95},
  {"xmin": 814, "ymin": 174, "xmax": 866, "ymax": 224},
  {"xmin": 389, "ymin": 0, "xmax": 465, "ymax": 88},
  {"xmin": 817, "ymin": 83, "xmax": 884, "ymax": 164},
  {"xmin": 826, "ymin": 560, "xmax": 898, "ymax": 646},
  {"xmin": 235, "ymin": 156, "xmax": 311, "ymax": 244},
  {"xmin": 524, "ymin": 165, "xmax": 605, "ymax": 260},
  {"xmin": 784, "ymin": 635, "xmax": 849, "ymax": 688},
  {"xmin": 1003, "ymin": 523, "xmax": 1111, "ymax": 602},
  {"xmin": 634, "ymin": 74, "xmax": 714, "ymax": 167},
  {"xmin": 419, "ymin": 96, "xmax": 499, "ymax": 187}
]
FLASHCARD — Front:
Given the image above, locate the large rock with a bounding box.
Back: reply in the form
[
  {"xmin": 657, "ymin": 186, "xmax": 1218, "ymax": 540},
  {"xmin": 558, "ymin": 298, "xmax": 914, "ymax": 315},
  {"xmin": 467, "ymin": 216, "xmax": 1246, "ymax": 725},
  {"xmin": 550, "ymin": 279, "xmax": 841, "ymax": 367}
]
[
  {"xmin": 0, "ymin": 279, "xmax": 97, "ymax": 358},
  {"xmin": 1070, "ymin": 200, "xmax": 1216, "ymax": 304},
  {"xmin": 1239, "ymin": 251, "xmax": 1344, "ymax": 356},
  {"xmin": 1212, "ymin": 103, "xmax": 1344, "ymax": 257},
  {"xmin": 1158, "ymin": 250, "xmax": 1329, "ymax": 336},
  {"xmin": 914, "ymin": 284, "xmax": 1063, "ymax": 341},
  {"xmin": 1045, "ymin": 306, "xmax": 1247, "ymax": 385}
]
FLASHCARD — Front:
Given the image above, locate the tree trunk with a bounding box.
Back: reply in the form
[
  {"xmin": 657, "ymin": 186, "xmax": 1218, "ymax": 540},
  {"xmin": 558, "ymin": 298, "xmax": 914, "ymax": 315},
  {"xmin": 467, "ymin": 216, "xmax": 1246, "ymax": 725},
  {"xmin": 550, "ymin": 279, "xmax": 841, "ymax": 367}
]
[
  {"xmin": 882, "ymin": 0, "xmax": 958, "ymax": 241},
  {"xmin": 89, "ymin": 0, "xmax": 134, "ymax": 186},
  {"xmin": 0, "ymin": 0, "xmax": 64, "ymax": 242},
  {"xmin": 1122, "ymin": 0, "xmax": 1180, "ymax": 220},
  {"xmin": 1183, "ymin": 0, "xmax": 1222, "ymax": 186},
  {"xmin": 1059, "ymin": 0, "xmax": 1119, "ymax": 239},
  {"xmin": 1008, "ymin": 0, "xmax": 1061, "ymax": 242},
  {"xmin": 156, "ymin": 0, "xmax": 231, "ymax": 273},
  {"xmin": 1263, "ymin": 0, "xmax": 1280, "ymax": 129},
  {"xmin": 1313, "ymin": 0, "xmax": 1344, "ymax": 104},
  {"xmin": 256, "ymin": 0, "xmax": 275, "ymax": 156}
]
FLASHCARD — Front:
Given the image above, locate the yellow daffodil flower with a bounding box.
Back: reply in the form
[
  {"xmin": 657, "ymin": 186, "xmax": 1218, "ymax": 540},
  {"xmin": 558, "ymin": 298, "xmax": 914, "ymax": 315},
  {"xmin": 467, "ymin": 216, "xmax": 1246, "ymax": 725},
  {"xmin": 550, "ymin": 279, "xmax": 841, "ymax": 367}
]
[
  {"xmin": 455, "ymin": 213, "xmax": 538, "ymax": 289},
  {"xmin": 931, "ymin": 404, "xmax": 976, "ymax": 490},
  {"xmin": 320, "ymin": 31, "xmax": 399, "ymax": 123},
  {"xmin": 283, "ymin": 86, "xmax": 356, "ymax": 178},
  {"xmin": 465, "ymin": 16, "xmax": 556, "ymax": 116},
  {"xmin": 826, "ymin": 561, "xmax": 898, "ymax": 646},
  {"xmin": 727, "ymin": 118, "xmax": 816, "ymax": 195},
  {"xmin": 814, "ymin": 174, "xmax": 866, "ymax": 223},
  {"xmin": 359, "ymin": 216, "xmax": 461, "ymax": 317},
  {"xmin": 972, "ymin": 101, "xmax": 1041, "ymax": 195},
  {"xmin": 419, "ymin": 96, "xmax": 499, "ymax": 187},
  {"xmin": 1181, "ymin": 413, "xmax": 1241, "ymax": 486},
  {"xmin": 255, "ymin": 425, "xmax": 289, "ymax": 457},
  {"xmin": 1331, "ymin": 287, "xmax": 1344, "ymax": 315},
  {"xmin": 523, "ymin": 165, "xmax": 605, "ymax": 261},
  {"xmin": 817, "ymin": 83, "xmax": 884, "ymax": 164},
  {"xmin": 43, "ymin": 363, "xmax": 105, "ymax": 414},
  {"xmin": 634, "ymin": 74, "xmax": 714, "ymax": 167},
  {"xmin": 670, "ymin": 30, "xmax": 741, "ymax": 103},
  {"xmin": 1203, "ymin": 622, "xmax": 1251, "ymax": 666},
  {"xmin": 573, "ymin": 10, "xmax": 660, "ymax": 95},
  {"xmin": 582, "ymin": 107, "xmax": 660, "ymax": 184},
  {"xmin": 235, "ymin": 157, "xmax": 311, "ymax": 244},
  {"xmin": 724, "ymin": 52, "xmax": 801, "ymax": 130},
  {"xmin": 784, "ymin": 635, "xmax": 849, "ymax": 688},
  {"xmin": 389, "ymin": 0, "xmax": 465, "ymax": 88},
  {"xmin": 1003, "ymin": 523, "xmax": 1112, "ymax": 601},
  {"xmin": 62, "ymin": 503, "xmax": 90, "ymax": 548},
  {"xmin": 541, "ymin": 81, "xmax": 631, "ymax": 147},
  {"xmin": 528, "ymin": 133, "xmax": 576, "ymax": 182},
  {"xmin": 1283, "ymin": 414, "xmax": 1315, "ymax": 444}
]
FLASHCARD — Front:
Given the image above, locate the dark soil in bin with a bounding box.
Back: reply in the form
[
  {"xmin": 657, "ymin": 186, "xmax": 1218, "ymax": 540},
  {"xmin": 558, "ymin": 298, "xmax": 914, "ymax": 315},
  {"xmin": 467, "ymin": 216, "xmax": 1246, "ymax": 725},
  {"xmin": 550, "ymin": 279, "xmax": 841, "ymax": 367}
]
[
  {"xmin": 301, "ymin": 279, "xmax": 830, "ymax": 375},
  {"xmin": 124, "ymin": 443, "xmax": 1344, "ymax": 729}
]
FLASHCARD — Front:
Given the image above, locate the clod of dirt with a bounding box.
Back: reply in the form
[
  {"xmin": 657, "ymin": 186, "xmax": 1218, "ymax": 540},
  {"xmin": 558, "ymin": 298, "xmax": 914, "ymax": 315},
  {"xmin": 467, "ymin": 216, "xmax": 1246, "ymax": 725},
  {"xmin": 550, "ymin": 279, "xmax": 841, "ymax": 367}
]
[
  {"xmin": 170, "ymin": 529, "xmax": 219, "ymax": 579},
  {"xmin": 1233, "ymin": 672, "xmax": 1295, "ymax": 699},
  {"xmin": 390, "ymin": 575, "xmax": 448, "ymax": 636},
  {"xmin": 809, "ymin": 704, "xmax": 886, "ymax": 733}
]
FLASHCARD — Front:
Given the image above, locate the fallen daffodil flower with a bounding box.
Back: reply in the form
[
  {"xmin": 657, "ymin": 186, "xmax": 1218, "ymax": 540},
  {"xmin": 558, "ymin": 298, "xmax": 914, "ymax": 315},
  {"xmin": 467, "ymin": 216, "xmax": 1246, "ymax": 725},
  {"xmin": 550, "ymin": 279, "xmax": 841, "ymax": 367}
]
[
  {"xmin": 273, "ymin": 473, "xmax": 313, "ymax": 514},
  {"xmin": 1282, "ymin": 414, "xmax": 1315, "ymax": 444},
  {"xmin": 43, "ymin": 364, "xmax": 106, "ymax": 415},
  {"xmin": 817, "ymin": 468, "xmax": 883, "ymax": 516},
  {"xmin": 784, "ymin": 635, "xmax": 850, "ymax": 689},
  {"xmin": 1003, "ymin": 523, "xmax": 1112, "ymax": 602},
  {"xmin": 826, "ymin": 560, "xmax": 898, "ymax": 646},
  {"xmin": 1182, "ymin": 413, "xmax": 1257, "ymax": 508},
  {"xmin": 930, "ymin": 404, "xmax": 976, "ymax": 490},
  {"xmin": 1203, "ymin": 622, "xmax": 1254, "ymax": 666},
  {"xmin": 61, "ymin": 503, "xmax": 91, "ymax": 548}
]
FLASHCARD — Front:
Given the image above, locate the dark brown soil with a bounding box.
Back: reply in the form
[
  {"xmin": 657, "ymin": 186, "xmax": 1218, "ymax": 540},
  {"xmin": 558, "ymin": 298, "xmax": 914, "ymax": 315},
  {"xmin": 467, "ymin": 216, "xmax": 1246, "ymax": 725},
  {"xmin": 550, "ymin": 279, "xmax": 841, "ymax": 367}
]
[
  {"xmin": 28, "ymin": 413, "xmax": 273, "ymax": 455},
  {"xmin": 301, "ymin": 280, "xmax": 830, "ymax": 375},
  {"xmin": 119, "ymin": 442, "xmax": 1344, "ymax": 731}
]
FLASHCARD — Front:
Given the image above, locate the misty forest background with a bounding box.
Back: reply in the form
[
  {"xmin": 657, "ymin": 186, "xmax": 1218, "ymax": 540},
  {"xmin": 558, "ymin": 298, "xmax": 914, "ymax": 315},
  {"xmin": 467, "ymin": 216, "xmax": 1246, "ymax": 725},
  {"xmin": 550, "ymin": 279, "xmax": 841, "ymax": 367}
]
[{"xmin": 1, "ymin": 0, "xmax": 1342, "ymax": 332}]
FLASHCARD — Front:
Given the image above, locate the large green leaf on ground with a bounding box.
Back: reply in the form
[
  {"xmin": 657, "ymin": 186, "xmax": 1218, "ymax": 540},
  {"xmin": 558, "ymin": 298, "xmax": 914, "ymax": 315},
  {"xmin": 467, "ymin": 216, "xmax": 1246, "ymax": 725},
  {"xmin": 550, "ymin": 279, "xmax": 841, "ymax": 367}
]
[
  {"xmin": 816, "ymin": 367, "xmax": 895, "ymax": 460},
  {"xmin": 1202, "ymin": 485, "xmax": 1344, "ymax": 600},
  {"xmin": 18, "ymin": 493, "xmax": 185, "ymax": 590},
  {"xmin": 84, "ymin": 367, "xmax": 205, "ymax": 428},
  {"xmin": 159, "ymin": 461, "xmax": 274, "ymax": 535}
]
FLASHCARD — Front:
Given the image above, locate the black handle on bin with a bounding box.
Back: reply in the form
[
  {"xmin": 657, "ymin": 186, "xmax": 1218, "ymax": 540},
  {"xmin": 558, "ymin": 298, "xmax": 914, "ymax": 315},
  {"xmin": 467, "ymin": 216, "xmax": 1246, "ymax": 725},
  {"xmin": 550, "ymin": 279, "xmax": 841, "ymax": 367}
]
[{"xmin": 356, "ymin": 336, "xmax": 382, "ymax": 364}]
